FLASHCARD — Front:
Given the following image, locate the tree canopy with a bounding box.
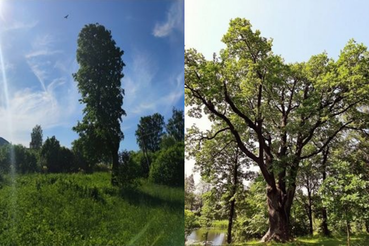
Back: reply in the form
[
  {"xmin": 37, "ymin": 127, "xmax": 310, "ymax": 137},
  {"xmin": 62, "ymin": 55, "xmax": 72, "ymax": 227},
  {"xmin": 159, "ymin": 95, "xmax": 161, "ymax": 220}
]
[
  {"xmin": 30, "ymin": 125, "xmax": 43, "ymax": 150},
  {"xmin": 185, "ymin": 18, "xmax": 369, "ymax": 242}
]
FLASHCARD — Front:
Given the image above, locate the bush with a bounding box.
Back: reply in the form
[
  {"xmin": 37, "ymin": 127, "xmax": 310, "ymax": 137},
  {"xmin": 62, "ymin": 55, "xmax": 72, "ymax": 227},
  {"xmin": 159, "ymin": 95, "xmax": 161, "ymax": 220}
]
[
  {"xmin": 149, "ymin": 142, "xmax": 184, "ymax": 187},
  {"xmin": 185, "ymin": 209, "xmax": 199, "ymax": 238},
  {"xmin": 116, "ymin": 150, "xmax": 142, "ymax": 189}
]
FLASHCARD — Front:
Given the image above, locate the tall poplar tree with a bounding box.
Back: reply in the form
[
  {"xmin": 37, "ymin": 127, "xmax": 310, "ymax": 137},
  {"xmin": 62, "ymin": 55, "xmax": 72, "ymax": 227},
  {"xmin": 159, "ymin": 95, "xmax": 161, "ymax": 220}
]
[{"xmin": 73, "ymin": 23, "xmax": 126, "ymax": 185}]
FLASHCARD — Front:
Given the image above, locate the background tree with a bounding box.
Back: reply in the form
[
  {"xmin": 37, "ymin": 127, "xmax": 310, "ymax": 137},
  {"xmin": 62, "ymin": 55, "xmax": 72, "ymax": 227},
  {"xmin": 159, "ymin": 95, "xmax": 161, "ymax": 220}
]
[
  {"xmin": 41, "ymin": 136, "xmax": 61, "ymax": 173},
  {"xmin": 185, "ymin": 174, "xmax": 196, "ymax": 210},
  {"xmin": 73, "ymin": 23, "xmax": 126, "ymax": 185},
  {"xmin": 135, "ymin": 113, "xmax": 165, "ymax": 175},
  {"xmin": 30, "ymin": 125, "xmax": 43, "ymax": 150},
  {"xmin": 187, "ymin": 125, "xmax": 254, "ymax": 244},
  {"xmin": 185, "ymin": 18, "xmax": 369, "ymax": 242},
  {"xmin": 166, "ymin": 108, "xmax": 184, "ymax": 142}
]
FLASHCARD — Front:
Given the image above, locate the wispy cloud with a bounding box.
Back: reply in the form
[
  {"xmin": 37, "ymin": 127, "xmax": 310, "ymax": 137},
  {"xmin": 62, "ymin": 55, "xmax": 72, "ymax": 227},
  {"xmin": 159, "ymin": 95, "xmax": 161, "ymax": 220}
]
[
  {"xmin": 153, "ymin": 0, "xmax": 183, "ymax": 38},
  {"xmin": 124, "ymin": 50, "xmax": 183, "ymax": 117},
  {"xmin": 1, "ymin": 20, "xmax": 39, "ymax": 32},
  {"xmin": 26, "ymin": 34, "xmax": 63, "ymax": 91},
  {"xmin": 0, "ymin": 77, "xmax": 79, "ymax": 147}
]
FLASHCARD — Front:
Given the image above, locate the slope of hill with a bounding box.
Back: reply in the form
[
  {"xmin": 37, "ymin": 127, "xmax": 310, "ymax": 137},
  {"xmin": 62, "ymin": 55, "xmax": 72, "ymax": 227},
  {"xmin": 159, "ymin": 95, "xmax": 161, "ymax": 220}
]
[{"xmin": 0, "ymin": 137, "xmax": 9, "ymax": 146}]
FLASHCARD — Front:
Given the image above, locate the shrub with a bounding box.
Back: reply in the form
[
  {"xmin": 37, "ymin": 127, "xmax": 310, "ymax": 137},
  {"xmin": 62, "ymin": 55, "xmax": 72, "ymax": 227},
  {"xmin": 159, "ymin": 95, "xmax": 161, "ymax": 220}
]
[
  {"xmin": 116, "ymin": 150, "xmax": 142, "ymax": 189},
  {"xmin": 185, "ymin": 209, "xmax": 199, "ymax": 238},
  {"xmin": 149, "ymin": 142, "xmax": 184, "ymax": 187}
]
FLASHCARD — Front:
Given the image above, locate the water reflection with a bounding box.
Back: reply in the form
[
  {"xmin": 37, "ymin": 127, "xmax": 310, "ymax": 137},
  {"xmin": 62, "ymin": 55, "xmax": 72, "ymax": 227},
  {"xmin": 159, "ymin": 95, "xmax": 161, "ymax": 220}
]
[{"xmin": 186, "ymin": 228, "xmax": 227, "ymax": 245}]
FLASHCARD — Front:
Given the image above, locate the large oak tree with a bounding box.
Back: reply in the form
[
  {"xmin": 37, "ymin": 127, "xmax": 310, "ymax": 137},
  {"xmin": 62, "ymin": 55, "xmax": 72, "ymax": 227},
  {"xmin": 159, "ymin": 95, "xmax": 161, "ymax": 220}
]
[{"xmin": 185, "ymin": 18, "xmax": 369, "ymax": 242}]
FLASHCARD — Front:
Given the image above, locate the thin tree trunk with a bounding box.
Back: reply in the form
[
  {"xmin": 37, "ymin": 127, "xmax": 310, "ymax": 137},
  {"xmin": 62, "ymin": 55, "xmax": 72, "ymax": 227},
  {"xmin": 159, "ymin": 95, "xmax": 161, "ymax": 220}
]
[
  {"xmin": 346, "ymin": 218, "xmax": 350, "ymax": 246},
  {"xmin": 111, "ymin": 143, "xmax": 119, "ymax": 186},
  {"xmin": 321, "ymin": 207, "xmax": 330, "ymax": 236},
  {"xmin": 227, "ymin": 198, "xmax": 236, "ymax": 244},
  {"xmin": 227, "ymin": 148, "xmax": 239, "ymax": 244},
  {"xmin": 307, "ymin": 184, "xmax": 313, "ymax": 235},
  {"xmin": 321, "ymin": 147, "xmax": 330, "ymax": 236}
]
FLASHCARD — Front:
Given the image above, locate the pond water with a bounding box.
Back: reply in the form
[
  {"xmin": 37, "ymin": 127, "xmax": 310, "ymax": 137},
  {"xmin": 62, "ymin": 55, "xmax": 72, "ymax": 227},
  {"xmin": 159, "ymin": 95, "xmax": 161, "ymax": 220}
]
[{"xmin": 186, "ymin": 228, "xmax": 227, "ymax": 246}]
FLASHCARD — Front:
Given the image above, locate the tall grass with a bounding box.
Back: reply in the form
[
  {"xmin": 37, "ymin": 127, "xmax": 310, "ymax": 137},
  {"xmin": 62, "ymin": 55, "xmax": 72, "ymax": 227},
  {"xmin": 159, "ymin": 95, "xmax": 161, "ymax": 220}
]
[{"xmin": 0, "ymin": 172, "xmax": 184, "ymax": 245}]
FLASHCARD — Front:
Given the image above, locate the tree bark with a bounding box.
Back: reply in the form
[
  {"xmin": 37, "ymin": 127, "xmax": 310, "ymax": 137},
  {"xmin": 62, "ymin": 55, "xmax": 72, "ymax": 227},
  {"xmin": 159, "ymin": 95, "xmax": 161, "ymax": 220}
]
[
  {"xmin": 261, "ymin": 185, "xmax": 290, "ymax": 242},
  {"xmin": 321, "ymin": 207, "xmax": 330, "ymax": 236},
  {"xmin": 307, "ymin": 184, "xmax": 313, "ymax": 235},
  {"xmin": 346, "ymin": 219, "xmax": 350, "ymax": 246},
  {"xmin": 227, "ymin": 197, "xmax": 236, "ymax": 244},
  {"xmin": 321, "ymin": 150, "xmax": 331, "ymax": 236},
  {"xmin": 111, "ymin": 143, "xmax": 119, "ymax": 186}
]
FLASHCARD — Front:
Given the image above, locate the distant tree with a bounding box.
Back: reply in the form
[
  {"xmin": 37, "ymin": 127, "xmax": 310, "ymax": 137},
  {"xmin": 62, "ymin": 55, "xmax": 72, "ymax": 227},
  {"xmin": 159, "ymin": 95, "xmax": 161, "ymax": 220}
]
[
  {"xmin": 185, "ymin": 174, "xmax": 196, "ymax": 210},
  {"xmin": 41, "ymin": 136, "xmax": 61, "ymax": 173},
  {"xmin": 135, "ymin": 113, "xmax": 165, "ymax": 174},
  {"xmin": 187, "ymin": 125, "xmax": 253, "ymax": 244},
  {"xmin": 30, "ymin": 125, "xmax": 43, "ymax": 150},
  {"xmin": 0, "ymin": 144, "xmax": 38, "ymax": 174},
  {"xmin": 73, "ymin": 23, "xmax": 126, "ymax": 185},
  {"xmin": 59, "ymin": 146, "xmax": 75, "ymax": 173},
  {"xmin": 166, "ymin": 108, "xmax": 184, "ymax": 142}
]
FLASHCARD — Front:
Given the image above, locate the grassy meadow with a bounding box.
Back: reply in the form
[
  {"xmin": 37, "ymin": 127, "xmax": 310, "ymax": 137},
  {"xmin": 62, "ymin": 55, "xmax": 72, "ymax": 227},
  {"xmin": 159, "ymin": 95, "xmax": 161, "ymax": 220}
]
[{"xmin": 0, "ymin": 172, "xmax": 184, "ymax": 245}]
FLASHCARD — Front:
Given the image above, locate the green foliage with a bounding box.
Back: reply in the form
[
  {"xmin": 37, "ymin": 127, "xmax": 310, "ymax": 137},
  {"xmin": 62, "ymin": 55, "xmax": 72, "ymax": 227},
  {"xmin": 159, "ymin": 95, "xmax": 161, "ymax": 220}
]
[
  {"xmin": 41, "ymin": 136, "xmax": 62, "ymax": 173},
  {"xmin": 41, "ymin": 136, "xmax": 76, "ymax": 173},
  {"xmin": 166, "ymin": 108, "xmax": 184, "ymax": 142},
  {"xmin": 0, "ymin": 173, "xmax": 184, "ymax": 245},
  {"xmin": 0, "ymin": 144, "xmax": 38, "ymax": 174},
  {"xmin": 185, "ymin": 209, "xmax": 200, "ymax": 238},
  {"xmin": 234, "ymin": 177, "xmax": 268, "ymax": 241},
  {"xmin": 320, "ymin": 160, "xmax": 369, "ymax": 230},
  {"xmin": 116, "ymin": 150, "xmax": 141, "ymax": 189},
  {"xmin": 185, "ymin": 174, "xmax": 196, "ymax": 210},
  {"xmin": 30, "ymin": 125, "xmax": 43, "ymax": 150},
  {"xmin": 135, "ymin": 113, "xmax": 165, "ymax": 153},
  {"xmin": 149, "ymin": 142, "xmax": 184, "ymax": 187},
  {"xmin": 72, "ymin": 23, "xmax": 126, "ymax": 183}
]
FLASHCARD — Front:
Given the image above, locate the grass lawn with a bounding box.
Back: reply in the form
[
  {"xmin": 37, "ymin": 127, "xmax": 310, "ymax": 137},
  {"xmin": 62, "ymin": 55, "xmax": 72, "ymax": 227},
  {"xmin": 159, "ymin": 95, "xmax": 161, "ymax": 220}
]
[
  {"xmin": 234, "ymin": 234, "xmax": 369, "ymax": 246},
  {"xmin": 0, "ymin": 172, "xmax": 184, "ymax": 245}
]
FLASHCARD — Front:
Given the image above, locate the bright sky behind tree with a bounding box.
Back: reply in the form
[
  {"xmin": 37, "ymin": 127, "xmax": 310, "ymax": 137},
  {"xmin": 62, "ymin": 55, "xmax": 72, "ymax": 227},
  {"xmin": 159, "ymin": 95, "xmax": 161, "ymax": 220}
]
[
  {"xmin": 185, "ymin": 0, "xmax": 369, "ymax": 181},
  {"xmin": 0, "ymin": 0, "xmax": 184, "ymax": 151}
]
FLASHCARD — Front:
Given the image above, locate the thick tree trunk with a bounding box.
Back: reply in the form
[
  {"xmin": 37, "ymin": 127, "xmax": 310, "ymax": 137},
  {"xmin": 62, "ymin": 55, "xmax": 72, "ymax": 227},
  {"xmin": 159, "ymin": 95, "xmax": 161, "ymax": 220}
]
[
  {"xmin": 365, "ymin": 221, "xmax": 369, "ymax": 233},
  {"xmin": 261, "ymin": 186, "xmax": 290, "ymax": 242}
]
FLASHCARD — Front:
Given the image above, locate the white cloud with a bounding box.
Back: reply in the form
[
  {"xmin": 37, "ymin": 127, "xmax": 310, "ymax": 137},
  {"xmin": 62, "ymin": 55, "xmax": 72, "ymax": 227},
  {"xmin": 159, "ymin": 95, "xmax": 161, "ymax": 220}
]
[
  {"xmin": 1, "ymin": 20, "xmax": 39, "ymax": 32},
  {"xmin": 0, "ymin": 77, "xmax": 79, "ymax": 147},
  {"xmin": 124, "ymin": 50, "xmax": 183, "ymax": 118},
  {"xmin": 153, "ymin": 0, "xmax": 183, "ymax": 38}
]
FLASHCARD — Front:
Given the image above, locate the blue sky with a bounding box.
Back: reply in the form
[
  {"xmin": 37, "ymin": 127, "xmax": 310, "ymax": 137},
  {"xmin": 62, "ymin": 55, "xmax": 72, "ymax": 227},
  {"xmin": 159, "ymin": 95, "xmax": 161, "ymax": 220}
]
[
  {"xmin": 0, "ymin": 0, "xmax": 184, "ymax": 151},
  {"xmin": 185, "ymin": 0, "xmax": 369, "ymax": 179}
]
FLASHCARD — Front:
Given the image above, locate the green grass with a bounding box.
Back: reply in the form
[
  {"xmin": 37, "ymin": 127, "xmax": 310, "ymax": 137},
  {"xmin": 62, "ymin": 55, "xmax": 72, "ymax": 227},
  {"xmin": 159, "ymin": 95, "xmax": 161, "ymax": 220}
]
[
  {"xmin": 0, "ymin": 172, "xmax": 184, "ymax": 246},
  {"xmin": 231, "ymin": 234, "xmax": 369, "ymax": 246},
  {"xmin": 211, "ymin": 220, "xmax": 228, "ymax": 230}
]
